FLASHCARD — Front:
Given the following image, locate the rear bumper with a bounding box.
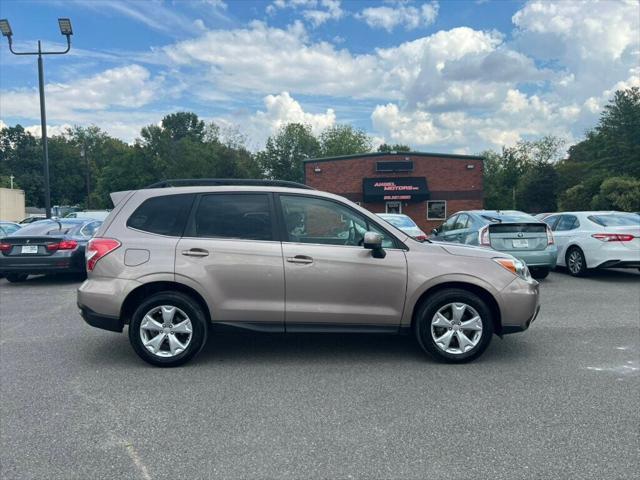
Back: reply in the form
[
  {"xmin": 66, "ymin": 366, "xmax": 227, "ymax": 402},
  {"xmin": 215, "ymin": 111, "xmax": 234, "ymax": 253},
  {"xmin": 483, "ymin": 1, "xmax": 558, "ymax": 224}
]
[
  {"xmin": 0, "ymin": 250, "xmax": 85, "ymax": 274},
  {"xmin": 589, "ymin": 243, "xmax": 640, "ymax": 269},
  {"xmin": 510, "ymin": 246, "xmax": 558, "ymax": 268},
  {"xmin": 79, "ymin": 304, "xmax": 124, "ymax": 333}
]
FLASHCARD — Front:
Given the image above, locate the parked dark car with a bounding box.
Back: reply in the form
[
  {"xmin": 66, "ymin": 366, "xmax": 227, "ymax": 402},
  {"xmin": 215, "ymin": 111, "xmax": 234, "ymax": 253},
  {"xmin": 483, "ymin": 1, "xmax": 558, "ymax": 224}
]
[{"xmin": 0, "ymin": 219, "xmax": 102, "ymax": 282}]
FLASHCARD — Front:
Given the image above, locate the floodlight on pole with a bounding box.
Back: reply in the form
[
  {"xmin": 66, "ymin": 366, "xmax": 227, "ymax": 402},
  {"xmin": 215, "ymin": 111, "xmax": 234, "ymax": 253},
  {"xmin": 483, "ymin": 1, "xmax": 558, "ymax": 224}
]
[
  {"xmin": 1, "ymin": 19, "xmax": 73, "ymax": 218},
  {"xmin": 0, "ymin": 19, "xmax": 12, "ymax": 37},
  {"xmin": 58, "ymin": 18, "xmax": 73, "ymax": 36}
]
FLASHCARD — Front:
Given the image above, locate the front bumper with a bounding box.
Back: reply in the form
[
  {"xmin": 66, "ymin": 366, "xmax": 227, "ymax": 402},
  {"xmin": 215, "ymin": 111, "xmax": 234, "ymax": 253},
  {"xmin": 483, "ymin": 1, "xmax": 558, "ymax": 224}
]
[{"xmin": 498, "ymin": 276, "xmax": 540, "ymax": 334}]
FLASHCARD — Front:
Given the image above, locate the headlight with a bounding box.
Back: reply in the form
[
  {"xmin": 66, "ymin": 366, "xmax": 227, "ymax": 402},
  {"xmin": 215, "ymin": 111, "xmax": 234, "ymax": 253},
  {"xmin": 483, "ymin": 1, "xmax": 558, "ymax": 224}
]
[{"xmin": 493, "ymin": 257, "xmax": 531, "ymax": 280}]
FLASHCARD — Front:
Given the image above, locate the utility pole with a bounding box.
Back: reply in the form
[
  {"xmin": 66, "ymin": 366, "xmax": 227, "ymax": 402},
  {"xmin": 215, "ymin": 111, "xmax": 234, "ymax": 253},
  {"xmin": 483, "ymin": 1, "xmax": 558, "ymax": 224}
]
[{"xmin": 0, "ymin": 18, "xmax": 73, "ymax": 218}]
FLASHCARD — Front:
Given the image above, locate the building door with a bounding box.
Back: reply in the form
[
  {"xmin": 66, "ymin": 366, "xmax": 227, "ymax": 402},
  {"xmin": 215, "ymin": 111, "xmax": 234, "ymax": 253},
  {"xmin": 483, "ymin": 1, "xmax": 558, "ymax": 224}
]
[{"xmin": 385, "ymin": 201, "xmax": 402, "ymax": 214}]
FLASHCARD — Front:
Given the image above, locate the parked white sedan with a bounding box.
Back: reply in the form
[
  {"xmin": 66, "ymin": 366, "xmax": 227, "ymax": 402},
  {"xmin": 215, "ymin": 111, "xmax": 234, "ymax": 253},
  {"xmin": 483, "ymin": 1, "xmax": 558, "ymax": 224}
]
[{"xmin": 543, "ymin": 212, "xmax": 640, "ymax": 276}]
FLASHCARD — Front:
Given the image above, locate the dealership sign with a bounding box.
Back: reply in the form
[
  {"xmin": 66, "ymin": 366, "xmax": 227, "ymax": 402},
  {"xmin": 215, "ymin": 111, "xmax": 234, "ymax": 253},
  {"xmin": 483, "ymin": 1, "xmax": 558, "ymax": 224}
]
[{"xmin": 362, "ymin": 177, "xmax": 429, "ymax": 202}]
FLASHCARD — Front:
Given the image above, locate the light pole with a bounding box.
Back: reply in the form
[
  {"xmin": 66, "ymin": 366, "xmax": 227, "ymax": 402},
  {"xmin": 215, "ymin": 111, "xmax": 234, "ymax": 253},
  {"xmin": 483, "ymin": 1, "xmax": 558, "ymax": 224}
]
[{"xmin": 0, "ymin": 18, "xmax": 73, "ymax": 219}]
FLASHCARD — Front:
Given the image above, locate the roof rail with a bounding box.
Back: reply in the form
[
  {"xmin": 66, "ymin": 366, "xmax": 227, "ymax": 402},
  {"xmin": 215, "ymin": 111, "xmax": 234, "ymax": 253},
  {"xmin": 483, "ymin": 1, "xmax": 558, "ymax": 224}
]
[{"xmin": 144, "ymin": 178, "xmax": 314, "ymax": 190}]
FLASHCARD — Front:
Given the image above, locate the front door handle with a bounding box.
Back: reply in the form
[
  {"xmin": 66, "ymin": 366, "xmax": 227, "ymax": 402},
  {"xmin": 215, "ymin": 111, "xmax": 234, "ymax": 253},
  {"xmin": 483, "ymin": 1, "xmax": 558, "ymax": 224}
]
[
  {"xmin": 182, "ymin": 248, "xmax": 209, "ymax": 257},
  {"xmin": 286, "ymin": 255, "xmax": 313, "ymax": 264}
]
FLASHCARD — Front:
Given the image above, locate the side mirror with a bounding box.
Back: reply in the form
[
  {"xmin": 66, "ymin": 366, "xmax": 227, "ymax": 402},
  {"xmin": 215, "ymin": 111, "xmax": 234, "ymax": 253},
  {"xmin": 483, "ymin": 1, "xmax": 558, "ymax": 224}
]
[
  {"xmin": 363, "ymin": 231, "xmax": 386, "ymax": 258},
  {"xmin": 431, "ymin": 228, "xmax": 439, "ymax": 235}
]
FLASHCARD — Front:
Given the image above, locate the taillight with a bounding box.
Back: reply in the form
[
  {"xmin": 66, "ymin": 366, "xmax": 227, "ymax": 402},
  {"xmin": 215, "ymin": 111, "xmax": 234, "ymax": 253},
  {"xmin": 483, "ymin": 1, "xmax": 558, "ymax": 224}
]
[
  {"xmin": 86, "ymin": 238, "xmax": 121, "ymax": 271},
  {"xmin": 0, "ymin": 243, "xmax": 11, "ymax": 253},
  {"xmin": 479, "ymin": 226, "xmax": 490, "ymax": 246},
  {"xmin": 546, "ymin": 226, "xmax": 554, "ymax": 245},
  {"xmin": 46, "ymin": 240, "xmax": 78, "ymax": 251},
  {"xmin": 592, "ymin": 233, "xmax": 634, "ymax": 242}
]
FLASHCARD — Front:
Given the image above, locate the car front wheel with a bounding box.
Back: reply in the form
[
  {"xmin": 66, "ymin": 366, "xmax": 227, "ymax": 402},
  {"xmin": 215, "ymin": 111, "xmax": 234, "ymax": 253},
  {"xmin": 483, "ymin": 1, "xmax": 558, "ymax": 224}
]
[
  {"xmin": 128, "ymin": 291, "xmax": 208, "ymax": 367},
  {"xmin": 566, "ymin": 247, "xmax": 587, "ymax": 277},
  {"xmin": 414, "ymin": 289, "xmax": 494, "ymax": 363}
]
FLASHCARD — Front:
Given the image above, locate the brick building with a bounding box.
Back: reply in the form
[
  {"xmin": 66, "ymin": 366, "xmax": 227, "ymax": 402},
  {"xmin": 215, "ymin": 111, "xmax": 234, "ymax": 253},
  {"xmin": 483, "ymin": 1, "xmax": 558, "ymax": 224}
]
[{"xmin": 303, "ymin": 152, "xmax": 484, "ymax": 232}]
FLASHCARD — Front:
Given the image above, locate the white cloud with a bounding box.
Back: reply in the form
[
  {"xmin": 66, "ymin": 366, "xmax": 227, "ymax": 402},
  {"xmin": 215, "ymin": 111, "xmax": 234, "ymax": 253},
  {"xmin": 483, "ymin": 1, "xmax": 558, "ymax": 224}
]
[
  {"xmin": 223, "ymin": 92, "xmax": 336, "ymax": 149},
  {"xmin": 357, "ymin": 1, "xmax": 439, "ymax": 32},
  {"xmin": 0, "ymin": 65, "xmax": 162, "ymax": 120},
  {"xmin": 303, "ymin": 0, "xmax": 344, "ymax": 27},
  {"xmin": 266, "ymin": 0, "xmax": 344, "ymax": 26}
]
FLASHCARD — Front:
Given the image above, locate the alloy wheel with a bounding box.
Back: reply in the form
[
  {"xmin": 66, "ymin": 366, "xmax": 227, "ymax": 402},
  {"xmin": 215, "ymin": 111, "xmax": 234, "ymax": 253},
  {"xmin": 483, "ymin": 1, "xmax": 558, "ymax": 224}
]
[
  {"xmin": 139, "ymin": 305, "xmax": 193, "ymax": 358},
  {"xmin": 568, "ymin": 250, "xmax": 583, "ymax": 275},
  {"xmin": 430, "ymin": 302, "xmax": 483, "ymax": 355}
]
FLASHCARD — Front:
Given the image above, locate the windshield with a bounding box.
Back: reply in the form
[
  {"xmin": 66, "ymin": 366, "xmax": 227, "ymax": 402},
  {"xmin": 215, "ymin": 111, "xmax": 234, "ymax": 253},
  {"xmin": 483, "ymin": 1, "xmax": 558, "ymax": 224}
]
[
  {"xmin": 379, "ymin": 215, "xmax": 417, "ymax": 228},
  {"xmin": 588, "ymin": 214, "xmax": 640, "ymax": 227},
  {"xmin": 12, "ymin": 220, "xmax": 80, "ymax": 236}
]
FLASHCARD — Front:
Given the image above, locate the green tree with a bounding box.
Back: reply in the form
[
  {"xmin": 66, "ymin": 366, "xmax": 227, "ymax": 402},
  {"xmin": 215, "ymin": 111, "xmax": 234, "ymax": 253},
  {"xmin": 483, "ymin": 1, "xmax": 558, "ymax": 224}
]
[
  {"xmin": 558, "ymin": 183, "xmax": 593, "ymax": 211},
  {"xmin": 319, "ymin": 124, "xmax": 372, "ymax": 157},
  {"xmin": 515, "ymin": 163, "xmax": 559, "ymax": 213},
  {"xmin": 591, "ymin": 177, "xmax": 640, "ymax": 211},
  {"xmin": 377, "ymin": 143, "xmax": 411, "ymax": 152},
  {"xmin": 482, "ymin": 136, "xmax": 565, "ymax": 211},
  {"xmin": 0, "ymin": 125, "xmax": 43, "ymax": 207},
  {"xmin": 257, "ymin": 123, "xmax": 320, "ymax": 182}
]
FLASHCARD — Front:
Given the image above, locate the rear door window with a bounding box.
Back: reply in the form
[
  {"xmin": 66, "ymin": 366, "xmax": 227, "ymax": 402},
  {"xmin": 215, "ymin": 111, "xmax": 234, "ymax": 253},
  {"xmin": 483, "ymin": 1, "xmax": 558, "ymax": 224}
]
[
  {"xmin": 191, "ymin": 194, "xmax": 273, "ymax": 241},
  {"xmin": 127, "ymin": 194, "xmax": 194, "ymax": 236}
]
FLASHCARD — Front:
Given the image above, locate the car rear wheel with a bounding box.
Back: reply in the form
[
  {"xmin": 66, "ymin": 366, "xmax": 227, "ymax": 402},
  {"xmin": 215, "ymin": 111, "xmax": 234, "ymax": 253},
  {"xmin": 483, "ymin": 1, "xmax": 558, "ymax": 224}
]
[
  {"xmin": 566, "ymin": 247, "xmax": 587, "ymax": 277},
  {"xmin": 128, "ymin": 292, "xmax": 208, "ymax": 367},
  {"xmin": 530, "ymin": 267, "xmax": 550, "ymax": 279},
  {"xmin": 5, "ymin": 273, "xmax": 28, "ymax": 283},
  {"xmin": 414, "ymin": 289, "xmax": 494, "ymax": 363}
]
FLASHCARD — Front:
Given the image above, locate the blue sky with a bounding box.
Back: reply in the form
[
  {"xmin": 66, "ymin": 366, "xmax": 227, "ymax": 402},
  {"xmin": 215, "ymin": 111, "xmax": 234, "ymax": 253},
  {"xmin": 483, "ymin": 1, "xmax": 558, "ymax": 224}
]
[{"xmin": 1, "ymin": 0, "xmax": 638, "ymax": 153}]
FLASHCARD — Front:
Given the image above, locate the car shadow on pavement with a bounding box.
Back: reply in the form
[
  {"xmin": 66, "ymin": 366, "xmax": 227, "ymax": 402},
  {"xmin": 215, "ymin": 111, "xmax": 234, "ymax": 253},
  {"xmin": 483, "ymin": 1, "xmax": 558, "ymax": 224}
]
[
  {"xmin": 552, "ymin": 267, "xmax": 640, "ymax": 283},
  {"xmin": 82, "ymin": 329, "xmax": 538, "ymax": 368},
  {"xmin": 0, "ymin": 273, "xmax": 85, "ymax": 286}
]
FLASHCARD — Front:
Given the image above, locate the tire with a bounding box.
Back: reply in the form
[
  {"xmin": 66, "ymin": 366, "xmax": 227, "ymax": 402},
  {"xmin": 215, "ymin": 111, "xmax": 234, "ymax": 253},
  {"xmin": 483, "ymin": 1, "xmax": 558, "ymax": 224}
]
[
  {"xmin": 530, "ymin": 267, "xmax": 550, "ymax": 280},
  {"xmin": 414, "ymin": 288, "xmax": 494, "ymax": 363},
  {"xmin": 566, "ymin": 247, "xmax": 588, "ymax": 277},
  {"xmin": 128, "ymin": 291, "xmax": 208, "ymax": 367},
  {"xmin": 6, "ymin": 273, "xmax": 28, "ymax": 283}
]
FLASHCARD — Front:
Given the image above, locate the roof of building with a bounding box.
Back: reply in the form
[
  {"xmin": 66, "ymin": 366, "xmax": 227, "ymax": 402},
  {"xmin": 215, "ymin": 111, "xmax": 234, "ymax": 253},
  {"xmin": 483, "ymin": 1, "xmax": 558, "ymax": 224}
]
[{"xmin": 304, "ymin": 151, "xmax": 484, "ymax": 163}]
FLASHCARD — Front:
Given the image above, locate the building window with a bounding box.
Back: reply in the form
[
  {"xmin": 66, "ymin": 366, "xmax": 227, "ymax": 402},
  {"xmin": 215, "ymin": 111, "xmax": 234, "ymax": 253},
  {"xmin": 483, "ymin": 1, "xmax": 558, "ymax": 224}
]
[
  {"xmin": 385, "ymin": 201, "xmax": 402, "ymax": 214},
  {"xmin": 427, "ymin": 200, "xmax": 446, "ymax": 220}
]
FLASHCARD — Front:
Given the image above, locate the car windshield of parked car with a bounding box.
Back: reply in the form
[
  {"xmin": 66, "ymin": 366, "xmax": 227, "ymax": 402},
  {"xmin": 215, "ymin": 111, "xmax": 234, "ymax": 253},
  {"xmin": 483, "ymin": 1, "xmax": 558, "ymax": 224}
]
[
  {"xmin": 588, "ymin": 214, "xmax": 640, "ymax": 227},
  {"xmin": 380, "ymin": 215, "xmax": 416, "ymax": 229},
  {"xmin": 13, "ymin": 221, "xmax": 80, "ymax": 236}
]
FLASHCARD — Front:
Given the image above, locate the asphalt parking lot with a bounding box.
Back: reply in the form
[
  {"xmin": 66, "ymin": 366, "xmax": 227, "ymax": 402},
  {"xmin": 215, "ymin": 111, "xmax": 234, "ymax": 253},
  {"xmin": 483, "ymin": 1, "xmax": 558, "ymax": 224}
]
[{"xmin": 1, "ymin": 269, "xmax": 638, "ymax": 479}]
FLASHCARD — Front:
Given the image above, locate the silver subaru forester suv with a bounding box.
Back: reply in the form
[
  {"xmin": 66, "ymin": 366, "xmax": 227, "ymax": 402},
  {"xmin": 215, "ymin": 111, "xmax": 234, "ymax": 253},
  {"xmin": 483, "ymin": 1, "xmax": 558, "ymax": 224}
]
[{"xmin": 78, "ymin": 180, "xmax": 540, "ymax": 367}]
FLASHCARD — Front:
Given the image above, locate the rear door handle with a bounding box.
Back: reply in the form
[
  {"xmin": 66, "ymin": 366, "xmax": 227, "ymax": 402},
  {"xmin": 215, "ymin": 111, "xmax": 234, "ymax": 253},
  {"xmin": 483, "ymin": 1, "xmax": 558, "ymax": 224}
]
[
  {"xmin": 181, "ymin": 248, "xmax": 209, "ymax": 257},
  {"xmin": 286, "ymin": 255, "xmax": 313, "ymax": 264}
]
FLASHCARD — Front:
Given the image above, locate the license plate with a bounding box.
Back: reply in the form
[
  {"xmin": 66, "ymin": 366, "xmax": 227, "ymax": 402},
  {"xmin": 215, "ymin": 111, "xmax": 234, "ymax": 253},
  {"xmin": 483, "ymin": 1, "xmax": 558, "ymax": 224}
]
[
  {"xmin": 512, "ymin": 239, "xmax": 529, "ymax": 248},
  {"xmin": 21, "ymin": 245, "xmax": 38, "ymax": 254}
]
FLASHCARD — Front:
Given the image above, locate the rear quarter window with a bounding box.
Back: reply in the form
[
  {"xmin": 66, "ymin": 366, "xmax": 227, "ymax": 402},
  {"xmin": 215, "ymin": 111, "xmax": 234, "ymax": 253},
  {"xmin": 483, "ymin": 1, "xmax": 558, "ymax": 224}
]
[{"xmin": 127, "ymin": 194, "xmax": 194, "ymax": 236}]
